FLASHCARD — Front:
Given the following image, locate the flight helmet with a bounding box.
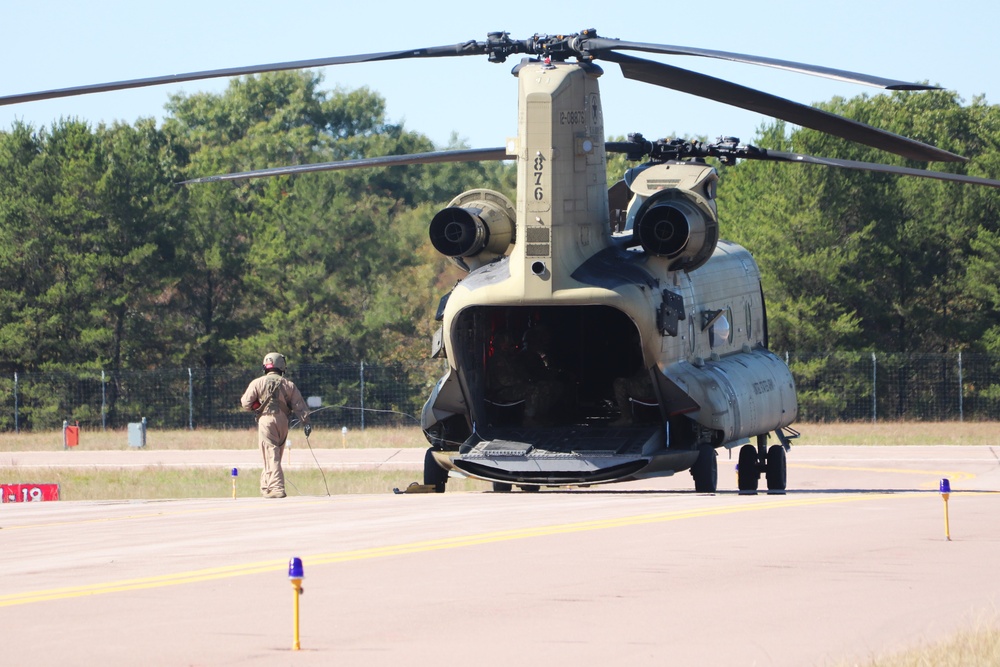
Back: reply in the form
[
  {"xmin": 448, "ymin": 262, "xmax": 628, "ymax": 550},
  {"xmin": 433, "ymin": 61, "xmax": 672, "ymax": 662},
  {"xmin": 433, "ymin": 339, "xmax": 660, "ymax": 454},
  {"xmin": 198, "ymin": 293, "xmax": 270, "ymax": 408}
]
[{"xmin": 262, "ymin": 352, "xmax": 287, "ymax": 374}]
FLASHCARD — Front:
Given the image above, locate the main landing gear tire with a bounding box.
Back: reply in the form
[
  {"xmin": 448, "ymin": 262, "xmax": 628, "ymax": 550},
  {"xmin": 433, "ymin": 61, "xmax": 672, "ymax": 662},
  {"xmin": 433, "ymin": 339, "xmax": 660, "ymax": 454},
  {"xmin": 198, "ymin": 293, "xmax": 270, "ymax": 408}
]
[
  {"xmin": 423, "ymin": 448, "xmax": 448, "ymax": 493},
  {"xmin": 765, "ymin": 444, "xmax": 787, "ymax": 494},
  {"xmin": 492, "ymin": 482, "xmax": 513, "ymax": 493},
  {"xmin": 737, "ymin": 444, "xmax": 759, "ymax": 494},
  {"xmin": 691, "ymin": 445, "xmax": 718, "ymax": 493}
]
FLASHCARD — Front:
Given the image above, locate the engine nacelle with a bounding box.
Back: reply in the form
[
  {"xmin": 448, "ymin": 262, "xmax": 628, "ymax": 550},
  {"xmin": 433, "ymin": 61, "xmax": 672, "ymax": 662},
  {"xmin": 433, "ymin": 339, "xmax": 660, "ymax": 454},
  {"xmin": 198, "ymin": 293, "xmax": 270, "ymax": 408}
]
[
  {"xmin": 429, "ymin": 189, "xmax": 516, "ymax": 272},
  {"xmin": 633, "ymin": 188, "xmax": 717, "ymax": 271},
  {"xmin": 625, "ymin": 163, "xmax": 719, "ymax": 272}
]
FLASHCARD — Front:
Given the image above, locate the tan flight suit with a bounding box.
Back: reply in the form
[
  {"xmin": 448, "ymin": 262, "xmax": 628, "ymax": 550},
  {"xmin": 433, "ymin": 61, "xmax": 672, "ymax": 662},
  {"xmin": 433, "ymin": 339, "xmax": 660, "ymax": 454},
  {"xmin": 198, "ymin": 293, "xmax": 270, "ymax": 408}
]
[{"xmin": 240, "ymin": 372, "xmax": 310, "ymax": 497}]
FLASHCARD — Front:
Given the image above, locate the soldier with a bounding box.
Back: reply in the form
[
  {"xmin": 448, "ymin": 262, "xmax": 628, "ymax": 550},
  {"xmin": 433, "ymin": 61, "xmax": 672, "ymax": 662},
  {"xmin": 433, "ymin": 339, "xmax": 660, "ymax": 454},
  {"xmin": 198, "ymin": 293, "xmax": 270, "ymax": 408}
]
[
  {"xmin": 487, "ymin": 327, "xmax": 570, "ymax": 426},
  {"xmin": 240, "ymin": 352, "xmax": 311, "ymax": 498}
]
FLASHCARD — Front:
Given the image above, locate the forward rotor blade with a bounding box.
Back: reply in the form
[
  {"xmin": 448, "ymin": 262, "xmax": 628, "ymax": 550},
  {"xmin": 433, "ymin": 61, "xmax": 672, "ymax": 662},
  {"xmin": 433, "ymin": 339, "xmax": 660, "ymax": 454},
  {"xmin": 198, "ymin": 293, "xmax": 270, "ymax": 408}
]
[
  {"xmin": 179, "ymin": 147, "xmax": 511, "ymax": 184},
  {"xmin": 601, "ymin": 52, "xmax": 965, "ymax": 163},
  {"xmin": 0, "ymin": 42, "xmax": 487, "ymax": 106},
  {"xmin": 760, "ymin": 150, "xmax": 1000, "ymax": 188},
  {"xmin": 585, "ymin": 38, "xmax": 935, "ymax": 90}
]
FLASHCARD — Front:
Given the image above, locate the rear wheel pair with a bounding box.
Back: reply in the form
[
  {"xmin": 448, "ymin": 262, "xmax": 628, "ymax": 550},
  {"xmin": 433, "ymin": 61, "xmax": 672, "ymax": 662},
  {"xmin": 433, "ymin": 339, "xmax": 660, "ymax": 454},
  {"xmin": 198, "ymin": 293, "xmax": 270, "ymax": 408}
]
[{"xmin": 737, "ymin": 439, "xmax": 787, "ymax": 494}]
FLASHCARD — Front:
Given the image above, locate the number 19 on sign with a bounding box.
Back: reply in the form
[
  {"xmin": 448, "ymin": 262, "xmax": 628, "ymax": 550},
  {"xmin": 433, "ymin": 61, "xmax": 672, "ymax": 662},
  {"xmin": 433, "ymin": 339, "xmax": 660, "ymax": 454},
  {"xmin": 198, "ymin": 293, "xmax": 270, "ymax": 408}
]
[{"xmin": 2, "ymin": 484, "xmax": 60, "ymax": 502}]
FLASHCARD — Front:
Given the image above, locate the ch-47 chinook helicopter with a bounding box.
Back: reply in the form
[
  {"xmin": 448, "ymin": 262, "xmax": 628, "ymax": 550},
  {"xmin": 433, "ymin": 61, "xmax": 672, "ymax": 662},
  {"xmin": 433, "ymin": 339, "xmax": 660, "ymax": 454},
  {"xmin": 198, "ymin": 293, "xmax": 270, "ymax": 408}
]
[{"xmin": 5, "ymin": 30, "xmax": 1000, "ymax": 494}]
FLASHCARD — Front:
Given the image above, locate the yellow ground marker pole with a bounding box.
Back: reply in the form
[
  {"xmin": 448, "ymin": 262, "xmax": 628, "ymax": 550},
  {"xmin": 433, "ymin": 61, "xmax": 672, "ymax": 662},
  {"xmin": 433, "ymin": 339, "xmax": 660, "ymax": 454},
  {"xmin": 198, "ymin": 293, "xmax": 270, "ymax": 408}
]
[
  {"xmin": 289, "ymin": 557, "xmax": 304, "ymax": 650},
  {"xmin": 939, "ymin": 478, "xmax": 951, "ymax": 541},
  {"xmin": 231, "ymin": 468, "xmax": 238, "ymax": 499}
]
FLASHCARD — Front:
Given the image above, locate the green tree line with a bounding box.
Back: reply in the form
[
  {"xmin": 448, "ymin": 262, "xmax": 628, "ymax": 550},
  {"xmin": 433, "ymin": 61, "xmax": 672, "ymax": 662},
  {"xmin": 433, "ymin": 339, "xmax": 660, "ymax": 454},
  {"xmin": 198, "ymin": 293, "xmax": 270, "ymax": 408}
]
[
  {"xmin": 717, "ymin": 89, "xmax": 1000, "ymax": 358},
  {"xmin": 1, "ymin": 74, "xmax": 998, "ymax": 382},
  {"xmin": 0, "ymin": 71, "xmax": 514, "ymax": 377}
]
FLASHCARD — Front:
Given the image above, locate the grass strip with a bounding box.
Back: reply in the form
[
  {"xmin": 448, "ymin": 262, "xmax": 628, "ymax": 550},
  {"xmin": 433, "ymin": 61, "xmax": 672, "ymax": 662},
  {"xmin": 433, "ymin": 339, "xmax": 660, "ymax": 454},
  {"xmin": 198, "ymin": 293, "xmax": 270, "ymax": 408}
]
[{"xmin": 0, "ymin": 466, "xmax": 489, "ymax": 499}]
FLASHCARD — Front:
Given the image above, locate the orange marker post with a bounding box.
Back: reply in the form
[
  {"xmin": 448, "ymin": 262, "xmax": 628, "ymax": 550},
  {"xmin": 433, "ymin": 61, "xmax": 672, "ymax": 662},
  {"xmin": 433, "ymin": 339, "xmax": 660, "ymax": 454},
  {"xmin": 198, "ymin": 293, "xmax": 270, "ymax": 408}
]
[
  {"xmin": 939, "ymin": 478, "xmax": 951, "ymax": 541},
  {"xmin": 288, "ymin": 557, "xmax": 304, "ymax": 650}
]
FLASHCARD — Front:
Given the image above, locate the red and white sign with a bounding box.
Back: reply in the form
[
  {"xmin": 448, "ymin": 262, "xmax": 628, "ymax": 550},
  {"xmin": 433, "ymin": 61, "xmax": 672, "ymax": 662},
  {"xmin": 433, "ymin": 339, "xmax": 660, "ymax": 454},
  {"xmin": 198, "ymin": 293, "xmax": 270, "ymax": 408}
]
[{"xmin": 1, "ymin": 483, "xmax": 60, "ymax": 503}]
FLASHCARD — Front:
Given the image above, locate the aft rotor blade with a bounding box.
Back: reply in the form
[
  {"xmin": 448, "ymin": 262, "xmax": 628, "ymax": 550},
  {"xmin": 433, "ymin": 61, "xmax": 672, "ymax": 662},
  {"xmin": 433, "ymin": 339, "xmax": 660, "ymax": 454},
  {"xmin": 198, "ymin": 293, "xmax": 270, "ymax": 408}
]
[
  {"xmin": 585, "ymin": 38, "xmax": 935, "ymax": 91},
  {"xmin": 179, "ymin": 147, "xmax": 512, "ymax": 184},
  {"xmin": 761, "ymin": 150, "xmax": 1000, "ymax": 188},
  {"xmin": 601, "ymin": 52, "xmax": 964, "ymax": 163},
  {"xmin": 0, "ymin": 42, "xmax": 488, "ymax": 106}
]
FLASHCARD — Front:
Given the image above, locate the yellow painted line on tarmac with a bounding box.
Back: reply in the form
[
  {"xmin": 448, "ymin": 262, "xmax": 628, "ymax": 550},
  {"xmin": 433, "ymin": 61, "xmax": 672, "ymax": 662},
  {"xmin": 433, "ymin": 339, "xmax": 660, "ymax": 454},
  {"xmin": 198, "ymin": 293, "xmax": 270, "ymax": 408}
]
[
  {"xmin": 305, "ymin": 494, "xmax": 889, "ymax": 565},
  {"xmin": 0, "ymin": 492, "xmax": 896, "ymax": 608},
  {"xmin": 0, "ymin": 559, "xmax": 288, "ymax": 607}
]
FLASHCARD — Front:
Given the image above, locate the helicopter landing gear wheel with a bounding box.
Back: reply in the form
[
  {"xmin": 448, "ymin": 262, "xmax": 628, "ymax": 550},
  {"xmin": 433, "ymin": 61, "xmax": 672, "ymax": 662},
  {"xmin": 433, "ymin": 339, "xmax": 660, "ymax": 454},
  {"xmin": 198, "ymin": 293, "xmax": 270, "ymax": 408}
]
[
  {"xmin": 737, "ymin": 443, "xmax": 759, "ymax": 494},
  {"xmin": 691, "ymin": 445, "xmax": 718, "ymax": 493},
  {"xmin": 519, "ymin": 484, "xmax": 540, "ymax": 492},
  {"xmin": 766, "ymin": 444, "xmax": 787, "ymax": 494},
  {"xmin": 423, "ymin": 448, "xmax": 448, "ymax": 493},
  {"xmin": 492, "ymin": 482, "xmax": 513, "ymax": 493}
]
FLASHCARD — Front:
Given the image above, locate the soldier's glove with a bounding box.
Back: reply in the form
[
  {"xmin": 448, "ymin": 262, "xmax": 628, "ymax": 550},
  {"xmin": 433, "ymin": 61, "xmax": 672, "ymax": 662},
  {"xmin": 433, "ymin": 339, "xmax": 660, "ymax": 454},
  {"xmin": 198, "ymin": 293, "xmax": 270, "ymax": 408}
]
[{"xmin": 304, "ymin": 423, "xmax": 313, "ymax": 437}]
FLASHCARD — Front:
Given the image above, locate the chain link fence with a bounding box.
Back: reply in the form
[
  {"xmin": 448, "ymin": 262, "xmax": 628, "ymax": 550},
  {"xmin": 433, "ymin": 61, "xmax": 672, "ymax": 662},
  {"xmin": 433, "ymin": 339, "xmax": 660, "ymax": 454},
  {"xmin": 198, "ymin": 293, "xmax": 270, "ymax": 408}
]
[
  {"xmin": 1, "ymin": 361, "xmax": 447, "ymax": 433},
  {"xmin": 787, "ymin": 352, "xmax": 1000, "ymax": 422},
  {"xmin": 1, "ymin": 353, "xmax": 998, "ymax": 432}
]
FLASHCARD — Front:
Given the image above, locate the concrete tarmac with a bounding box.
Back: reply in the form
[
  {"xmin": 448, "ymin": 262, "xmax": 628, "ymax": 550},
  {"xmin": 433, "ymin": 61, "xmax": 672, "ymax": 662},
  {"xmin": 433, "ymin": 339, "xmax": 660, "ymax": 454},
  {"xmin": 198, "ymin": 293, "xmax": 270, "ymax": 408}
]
[{"xmin": 2, "ymin": 445, "xmax": 999, "ymax": 666}]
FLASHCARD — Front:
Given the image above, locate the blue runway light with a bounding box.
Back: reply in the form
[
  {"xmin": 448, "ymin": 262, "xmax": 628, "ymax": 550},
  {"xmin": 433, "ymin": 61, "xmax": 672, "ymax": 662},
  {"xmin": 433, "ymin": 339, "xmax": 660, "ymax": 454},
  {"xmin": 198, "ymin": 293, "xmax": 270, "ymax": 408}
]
[
  {"xmin": 939, "ymin": 478, "xmax": 952, "ymax": 541},
  {"xmin": 288, "ymin": 557, "xmax": 304, "ymax": 580},
  {"xmin": 231, "ymin": 468, "xmax": 238, "ymax": 477},
  {"xmin": 288, "ymin": 557, "xmax": 305, "ymax": 650}
]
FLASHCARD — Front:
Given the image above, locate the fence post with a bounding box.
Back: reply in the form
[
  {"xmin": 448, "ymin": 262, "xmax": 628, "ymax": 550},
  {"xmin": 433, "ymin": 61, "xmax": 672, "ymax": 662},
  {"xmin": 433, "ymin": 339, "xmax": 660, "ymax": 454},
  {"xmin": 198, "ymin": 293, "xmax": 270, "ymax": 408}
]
[
  {"xmin": 188, "ymin": 368, "xmax": 194, "ymax": 430},
  {"xmin": 101, "ymin": 370, "xmax": 107, "ymax": 431},
  {"xmin": 871, "ymin": 352, "xmax": 877, "ymax": 424},
  {"xmin": 360, "ymin": 361, "xmax": 366, "ymax": 431},
  {"xmin": 13, "ymin": 372, "xmax": 18, "ymax": 434},
  {"xmin": 957, "ymin": 352, "xmax": 964, "ymax": 422}
]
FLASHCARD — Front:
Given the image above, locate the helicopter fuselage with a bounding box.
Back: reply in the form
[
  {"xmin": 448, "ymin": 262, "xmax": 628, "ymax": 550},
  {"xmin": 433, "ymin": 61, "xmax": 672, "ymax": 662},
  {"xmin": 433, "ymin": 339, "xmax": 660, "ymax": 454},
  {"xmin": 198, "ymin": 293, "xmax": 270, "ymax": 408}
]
[{"xmin": 421, "ymin": 59, "xmax": 797, "ymax": 491}]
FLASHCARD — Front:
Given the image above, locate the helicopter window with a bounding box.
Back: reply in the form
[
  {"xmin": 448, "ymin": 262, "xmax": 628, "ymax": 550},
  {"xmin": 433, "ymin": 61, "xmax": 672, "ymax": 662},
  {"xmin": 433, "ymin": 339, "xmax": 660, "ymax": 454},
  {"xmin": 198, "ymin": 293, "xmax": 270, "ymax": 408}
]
[{"xmin": 710, "ymin": 312, "xmax": 731, "ymax": 348}]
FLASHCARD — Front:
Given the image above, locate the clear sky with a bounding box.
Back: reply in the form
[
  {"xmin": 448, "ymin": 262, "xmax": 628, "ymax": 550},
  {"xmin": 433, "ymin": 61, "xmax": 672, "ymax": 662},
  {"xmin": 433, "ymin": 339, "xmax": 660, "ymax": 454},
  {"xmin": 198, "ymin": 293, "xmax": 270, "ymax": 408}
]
[{"xmin": 2, "ymin": 0, "xmax": 997, "ymax": 155}]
